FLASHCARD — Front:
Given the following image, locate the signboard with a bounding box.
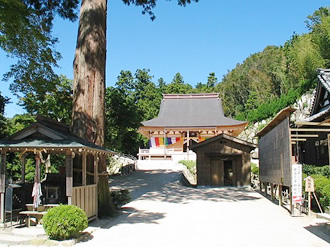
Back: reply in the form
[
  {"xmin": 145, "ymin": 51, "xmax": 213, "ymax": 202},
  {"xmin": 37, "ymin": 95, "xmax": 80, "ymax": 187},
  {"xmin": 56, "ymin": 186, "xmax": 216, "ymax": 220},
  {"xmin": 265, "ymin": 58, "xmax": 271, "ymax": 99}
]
[
  {"xmin": 292, "ymin": 164, "xmax": 302, "ymax": 204},
  {"xmin": 304, "ymin": 176, "xmax": 315, "ymax": 192}
]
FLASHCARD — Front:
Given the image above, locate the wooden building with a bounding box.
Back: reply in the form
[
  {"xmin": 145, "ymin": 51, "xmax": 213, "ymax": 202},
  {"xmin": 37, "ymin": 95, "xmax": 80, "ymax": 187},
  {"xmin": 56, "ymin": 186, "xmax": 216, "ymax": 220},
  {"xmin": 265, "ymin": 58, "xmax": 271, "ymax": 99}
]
[
  {"xmin": 191, "ymin": 134, "xmax": 256, "ymax": 187},
  {"xmin": 0, "ymin": 117, "xmax": 114, "ymax": 223},
  {"xmin": 298, "ymin": 68, "xmax": 330, "ymax": 166},
  {"xmin": 257, "ymin": 107, "xmax": 296, "ymax": 188},
  {"xmin": 138, "ymin": 93, "xmax": 248, "ymax": 160}
]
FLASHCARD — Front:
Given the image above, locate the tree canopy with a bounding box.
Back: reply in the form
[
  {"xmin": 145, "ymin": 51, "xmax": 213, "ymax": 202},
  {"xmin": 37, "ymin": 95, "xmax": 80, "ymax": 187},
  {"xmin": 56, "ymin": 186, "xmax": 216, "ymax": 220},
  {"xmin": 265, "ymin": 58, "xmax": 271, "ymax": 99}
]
[{"xmin": 0, "ymin": 0, "xmax": 79, "ymax": 97}]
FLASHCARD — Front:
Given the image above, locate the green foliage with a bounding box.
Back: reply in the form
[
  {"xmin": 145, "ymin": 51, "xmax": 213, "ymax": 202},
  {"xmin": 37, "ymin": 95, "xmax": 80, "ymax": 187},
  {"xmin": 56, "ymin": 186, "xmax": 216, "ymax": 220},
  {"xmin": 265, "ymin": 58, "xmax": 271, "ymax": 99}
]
[
  {"xmin": 312, "ymin": 174, "xmax": 330, "ymax": 210},
  {"xmin": 164, "ymin": 73, "xmax": 193, "ymax": 94},
  {"xmin": 236, "ymin": 89, "xmax": 300, "ymax": 122},
  {"xmin": 303, "ymin": 164, "xmax": 330, "ymax": 179},
  {"xmin": 0, "ymin": 0, "xmax": 79, "ymax": 98},
  {"xmin": 43, "ymin": 205, "xmax": 88, "ymax": 241},
  {"xmin": 110, "ymin": 189, "xmax": 131, "ymax": 209},
  {"xmin": 7, "ymin": 114, "xmax": 36, "ymax": 135},
  {"xmin": 122, "ymin": 0, "xmax": 199, "ymax": 21},
  {"xmin": 179, "ymin": 160, "xmax": 196, "ymax": 176},
  {"xmin": 0, "ymin": 91, "xmax": 10, "ymax": 138},
  {"xmin": 251, "ymin": 163, "xmax": 259, "ymax": 175},
  {"xmin": 19, "ymin": 75, "xmax": 73, "ymax": 125}
]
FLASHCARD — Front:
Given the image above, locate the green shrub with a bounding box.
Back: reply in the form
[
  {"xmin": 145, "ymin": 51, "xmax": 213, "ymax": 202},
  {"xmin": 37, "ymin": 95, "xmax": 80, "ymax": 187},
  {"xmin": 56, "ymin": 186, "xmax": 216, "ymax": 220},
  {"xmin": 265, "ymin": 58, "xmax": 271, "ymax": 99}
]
[
  {"xmin": 251, "ymin": 163, "xmax": 259, "ymax": 175},
  {"xmin": 43, "ymin": 205, "xmax": 88, "ymax": 240},
  {"xmin": 110, "ymin": 189, "xmax": 131, "ymax": 209},
  {"xmin": 303, "ymin": 165, "xmax": 330, "ymax": 179},
  {"xmin": 312, "ymin": 174, "xmax": 330, "ymax": 210},
  {"xmin": 179, "ymin": 160, "xmax": 196, "ymax": 176}
]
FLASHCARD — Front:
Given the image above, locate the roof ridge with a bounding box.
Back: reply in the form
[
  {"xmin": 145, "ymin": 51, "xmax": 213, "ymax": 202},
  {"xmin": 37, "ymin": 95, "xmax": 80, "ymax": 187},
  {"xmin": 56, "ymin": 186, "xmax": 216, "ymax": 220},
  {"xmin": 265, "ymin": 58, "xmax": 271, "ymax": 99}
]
[{"xmin": 163, "ymin": 93, "xmax": 219, "ymax": 99}]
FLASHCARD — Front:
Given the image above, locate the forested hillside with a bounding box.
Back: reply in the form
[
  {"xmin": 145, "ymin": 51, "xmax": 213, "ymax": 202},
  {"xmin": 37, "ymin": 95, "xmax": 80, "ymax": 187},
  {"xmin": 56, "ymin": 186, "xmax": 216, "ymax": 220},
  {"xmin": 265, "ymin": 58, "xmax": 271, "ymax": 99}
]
[{"xmin": 0, "ymin": 7, "xmax": 329, "ymax": 156}]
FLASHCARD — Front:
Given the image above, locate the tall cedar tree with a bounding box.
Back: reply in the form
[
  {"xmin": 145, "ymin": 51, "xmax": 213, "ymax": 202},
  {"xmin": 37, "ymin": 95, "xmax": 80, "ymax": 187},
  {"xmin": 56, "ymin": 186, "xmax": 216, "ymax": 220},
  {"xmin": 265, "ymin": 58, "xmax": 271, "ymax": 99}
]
[{"xmin": 72, "ymin": 0, "xmax": 199, "ymax": 217}]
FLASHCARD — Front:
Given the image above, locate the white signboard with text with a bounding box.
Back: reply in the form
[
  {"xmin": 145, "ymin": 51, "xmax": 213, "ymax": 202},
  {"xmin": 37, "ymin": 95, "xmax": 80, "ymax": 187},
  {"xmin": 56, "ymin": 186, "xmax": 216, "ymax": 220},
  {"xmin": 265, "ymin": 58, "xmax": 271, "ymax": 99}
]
[{"xmin": 292, "ymin": 164, "xmax": 302, "ymax": 204}]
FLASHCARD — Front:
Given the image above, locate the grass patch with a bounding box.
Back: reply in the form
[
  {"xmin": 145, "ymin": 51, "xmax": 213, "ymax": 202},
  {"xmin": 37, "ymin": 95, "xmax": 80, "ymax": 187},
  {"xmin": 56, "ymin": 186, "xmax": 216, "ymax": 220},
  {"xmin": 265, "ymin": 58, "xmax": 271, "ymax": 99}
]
[{"xmin": 179, "ymin": 160, "xmax": 196, "ymax": 176}]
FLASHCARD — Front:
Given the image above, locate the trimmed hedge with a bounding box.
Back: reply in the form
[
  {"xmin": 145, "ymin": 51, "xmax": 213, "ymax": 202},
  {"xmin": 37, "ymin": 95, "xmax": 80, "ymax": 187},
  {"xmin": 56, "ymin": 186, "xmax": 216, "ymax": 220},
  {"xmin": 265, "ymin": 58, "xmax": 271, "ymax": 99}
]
[{"xmin": 43, "ymin": 205, "xmax": 88, "ymax": 240}]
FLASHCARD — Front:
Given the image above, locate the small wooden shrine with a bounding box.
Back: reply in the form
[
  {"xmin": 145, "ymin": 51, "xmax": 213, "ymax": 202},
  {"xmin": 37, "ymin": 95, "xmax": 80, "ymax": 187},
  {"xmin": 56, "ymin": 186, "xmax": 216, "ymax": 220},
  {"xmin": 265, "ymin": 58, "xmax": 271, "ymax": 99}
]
[
  {"xmin": 138, "ymin": 93, "xmax": 248, "ymax": 160},
  {"xmin": 0, "ymin": 116, "xmax": 114, "ymax": 224},
  {"xmin": 191, "ymin": 134, "xmax": 256, "ymax": 187}
]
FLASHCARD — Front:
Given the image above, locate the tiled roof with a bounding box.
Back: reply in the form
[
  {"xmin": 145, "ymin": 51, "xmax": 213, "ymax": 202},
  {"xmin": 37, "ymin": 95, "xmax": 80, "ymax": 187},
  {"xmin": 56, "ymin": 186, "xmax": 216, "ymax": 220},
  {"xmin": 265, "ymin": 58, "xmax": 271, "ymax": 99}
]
[
  {"xmin": 142, "ymin": 93, "xmax": 247, "ymax": 128},
  {"xmin": 309, "ymin": 69, "xmax": 330, "ymax": 120}
]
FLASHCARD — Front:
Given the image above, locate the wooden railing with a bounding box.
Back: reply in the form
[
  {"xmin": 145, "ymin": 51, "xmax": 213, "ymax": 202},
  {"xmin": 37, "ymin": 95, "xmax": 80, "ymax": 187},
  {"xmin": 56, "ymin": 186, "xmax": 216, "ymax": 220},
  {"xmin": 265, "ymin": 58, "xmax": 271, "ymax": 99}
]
[{"xmin": 72, "ymin": 184, "xmax": 97, "ymax": 219}]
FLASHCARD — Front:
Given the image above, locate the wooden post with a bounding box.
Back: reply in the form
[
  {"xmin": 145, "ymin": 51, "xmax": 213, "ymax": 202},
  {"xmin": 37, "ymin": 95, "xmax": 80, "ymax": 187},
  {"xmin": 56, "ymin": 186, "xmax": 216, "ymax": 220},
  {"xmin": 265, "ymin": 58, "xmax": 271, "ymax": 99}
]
[
  {"xmin": 187, "ymin": 130, "xmax": 190, "ymax": 160},
  {"xmin": 278, "ymin": 185, "xmax": 283, "ymax": 206},
  {"xmin": 308, "ymin": 191, "xmax": 311, "ymax": 216},
  {"xmin": 328, "ymin": 134, "xmax": 330, "ymax": 169},
  {"xmin": 94, "ymin": 154, "xmax": 98, "ymax": 218},
  {"xmin": 264, "ymin": 183, "xmax": 267, "ymax": 196},
  {"xmin": 20, "ymin": 153, "xmax": 26, "ymax": 183},
  {"xmin": 66, "ymin": 151, "xmax": 73, "ymax": 205},
  {"xmin": 290, "ymin": 186, "xmax": 294, "ymax": 216},
  {"xmin": 0, "ymin": 151, "xmax": 6, "ymax": 223},
  {"xmin": 259, "ymin": 181, "xmax": 262, "ymax": 193},
  {"xmin": 164, "ymin": 129, "xmax": 167, "ymax": 159},
  {"xmin": 270, "ymin": 183, "xmax": 274, "ymax": 201},
  {"xmin": 34, "ymin": 154, "xmax": 41, "ymax": 183},
  {"xmin": 82, "ymin": 152, "xmax": 86, "ymax": 186}
]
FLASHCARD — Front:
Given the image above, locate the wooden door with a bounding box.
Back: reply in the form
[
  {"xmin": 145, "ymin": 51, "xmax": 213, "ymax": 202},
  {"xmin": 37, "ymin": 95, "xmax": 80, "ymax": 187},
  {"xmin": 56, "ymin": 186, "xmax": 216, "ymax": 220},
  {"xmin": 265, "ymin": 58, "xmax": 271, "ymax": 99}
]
[
  {"xmin": 211, "ymin": 159, "xmax": 223, "ymax": 186},
  {"xmin": 224, "ymin": 160, "xmax": 234, "ymax": 186}
]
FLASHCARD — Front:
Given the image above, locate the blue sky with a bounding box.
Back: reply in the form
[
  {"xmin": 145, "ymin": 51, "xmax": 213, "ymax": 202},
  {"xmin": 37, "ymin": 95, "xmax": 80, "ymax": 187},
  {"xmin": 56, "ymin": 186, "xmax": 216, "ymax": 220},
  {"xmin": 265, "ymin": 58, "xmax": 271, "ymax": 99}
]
[{"xmin": 0, "ymin": 0, "xmax": 329, "ymax": 117}]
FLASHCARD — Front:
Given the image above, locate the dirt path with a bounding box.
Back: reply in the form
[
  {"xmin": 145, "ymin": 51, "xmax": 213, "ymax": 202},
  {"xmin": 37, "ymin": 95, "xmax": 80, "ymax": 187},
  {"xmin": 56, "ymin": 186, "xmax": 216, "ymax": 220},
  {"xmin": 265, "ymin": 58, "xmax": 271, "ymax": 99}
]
[{"xmin": 77, "ymin": 169, "xmax": 329, "ymax": 247}]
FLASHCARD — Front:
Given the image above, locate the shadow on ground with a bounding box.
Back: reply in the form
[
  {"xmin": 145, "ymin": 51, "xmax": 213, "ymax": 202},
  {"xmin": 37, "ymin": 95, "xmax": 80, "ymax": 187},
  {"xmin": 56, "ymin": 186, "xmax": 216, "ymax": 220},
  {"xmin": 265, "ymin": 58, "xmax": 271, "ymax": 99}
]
[
  {"xmin": 109, "ymin": 170, "xmax": 261, "ymax": 204},
  {"xmin": 304, "ymin": 224, "xmax": 330, "ymax": 243}
]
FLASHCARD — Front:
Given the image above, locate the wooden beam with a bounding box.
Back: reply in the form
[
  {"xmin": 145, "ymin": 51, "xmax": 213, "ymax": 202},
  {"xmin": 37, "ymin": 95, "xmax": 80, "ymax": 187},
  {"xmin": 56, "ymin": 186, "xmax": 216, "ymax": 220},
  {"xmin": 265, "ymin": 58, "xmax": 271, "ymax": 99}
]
[
  {"xmin": 295, "ymin": 121, "xmax": 330, "ymax": 127},
  {"xmin": 290, "ymin": 128, "xmax": 330, "ymax": 132},
  {"xmin": 291, "ymin": 134, "xmax": 319, "ymax": 138},
  {"xmin": 290, "ymin": 138, "xmax": 307, "ymax": 142}
]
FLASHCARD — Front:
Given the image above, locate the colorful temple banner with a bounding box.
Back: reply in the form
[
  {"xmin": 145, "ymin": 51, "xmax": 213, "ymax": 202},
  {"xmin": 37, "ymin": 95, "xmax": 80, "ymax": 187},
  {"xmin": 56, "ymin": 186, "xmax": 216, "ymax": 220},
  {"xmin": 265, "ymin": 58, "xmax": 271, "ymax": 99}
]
[{"xmin": 149, "ymin": 137, "xmax": 182, "ymax": 147}]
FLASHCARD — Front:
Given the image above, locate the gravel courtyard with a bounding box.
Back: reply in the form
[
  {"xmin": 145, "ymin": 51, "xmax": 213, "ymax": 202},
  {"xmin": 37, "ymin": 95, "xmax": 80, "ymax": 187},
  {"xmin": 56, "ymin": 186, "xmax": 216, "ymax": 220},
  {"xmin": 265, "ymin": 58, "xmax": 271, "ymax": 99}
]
[{"xmin": 77, "ymin": 166, "xmax": 329, "ymax": 247}]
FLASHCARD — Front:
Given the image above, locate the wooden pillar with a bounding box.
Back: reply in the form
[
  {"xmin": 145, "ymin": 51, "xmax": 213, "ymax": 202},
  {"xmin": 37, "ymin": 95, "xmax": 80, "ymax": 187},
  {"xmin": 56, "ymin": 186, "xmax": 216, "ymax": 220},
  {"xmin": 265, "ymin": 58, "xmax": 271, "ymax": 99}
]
[
  {"xmin": 20, "ymin": 153, "xmax": 26, "ymax": 183},
  {"xmin": 82, "ymin": 152, "xmax": 86, "ymax": 186},
  {"xmin": 308, "ymin": 191, "xmax": 311, "ymax": 216},
  {"xmin": 259, "ymin": 181, "xmax": 262, "ymax": 193},
  {"xmin": 278, "ymin": 185, "xmax": 283, "ymax": 206},
  {"xmin": 0, "ymin": 151, "xmax": 6, "ymax": 223},
  {"xmin": 34, "ymin": 154, "xmax": 41, "ymax": 183},
  {"xmin": 187, "ymin": 130, "xmax": 190, "ymax": 160},
  {"xmin": 290, "ymin": 186, "xmax": 294, "ymax": 216},
  {"xmin": 270, "ymin": 183, "xmax": 274, "ymax": 201},
  {"xmin": 164, "ymin": 129, "xmax": 167, "ymax": 159},
  {"xmin": 94, "ymin": 154, "xmax": 99, "ymax": 218},
  {"xmin": 66, "ymin": 151, "xmax": 73, "ymax": 205}
]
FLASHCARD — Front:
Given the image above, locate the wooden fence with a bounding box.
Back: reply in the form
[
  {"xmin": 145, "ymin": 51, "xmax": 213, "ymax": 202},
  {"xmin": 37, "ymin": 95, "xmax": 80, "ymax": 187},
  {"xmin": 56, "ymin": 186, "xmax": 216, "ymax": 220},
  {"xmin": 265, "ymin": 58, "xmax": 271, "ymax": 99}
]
[{"xmin": 72, "ymin": 184, "xmax": 97, "ymax": 219}]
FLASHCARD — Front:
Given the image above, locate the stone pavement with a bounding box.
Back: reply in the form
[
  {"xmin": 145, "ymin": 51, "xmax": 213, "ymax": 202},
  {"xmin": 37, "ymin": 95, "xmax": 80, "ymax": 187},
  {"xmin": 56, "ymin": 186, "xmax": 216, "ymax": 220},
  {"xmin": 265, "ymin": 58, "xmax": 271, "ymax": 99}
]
[
  {"xmin": 77, "ymin": 167, "xmax": 330, "ymax": 247},
  {"xmin": 0, "ymin": 162, "xmax": 329, "ymax": 246}
]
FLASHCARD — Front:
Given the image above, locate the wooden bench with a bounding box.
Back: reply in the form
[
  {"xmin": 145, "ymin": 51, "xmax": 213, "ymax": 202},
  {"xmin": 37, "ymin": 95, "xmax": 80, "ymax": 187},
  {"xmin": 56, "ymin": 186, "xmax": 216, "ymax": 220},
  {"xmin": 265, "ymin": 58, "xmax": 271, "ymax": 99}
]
[{"xmin": 19, "ymin": 211, "xmax": 47, "ymax": 227}]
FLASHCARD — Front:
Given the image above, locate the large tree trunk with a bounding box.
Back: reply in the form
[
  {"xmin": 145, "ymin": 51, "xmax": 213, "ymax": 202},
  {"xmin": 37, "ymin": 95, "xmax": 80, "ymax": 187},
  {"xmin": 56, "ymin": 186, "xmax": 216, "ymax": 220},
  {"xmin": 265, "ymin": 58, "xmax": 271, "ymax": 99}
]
[{"xmin": 72, "ymin": 0, "xmax": 115, "ymax": 216}]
